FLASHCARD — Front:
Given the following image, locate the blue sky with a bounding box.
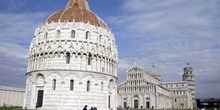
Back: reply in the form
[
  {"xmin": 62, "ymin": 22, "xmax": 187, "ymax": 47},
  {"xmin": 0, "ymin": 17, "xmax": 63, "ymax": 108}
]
[{"xmin": 0, "ymin": 0, "xmax": 220, "ymax": 98}]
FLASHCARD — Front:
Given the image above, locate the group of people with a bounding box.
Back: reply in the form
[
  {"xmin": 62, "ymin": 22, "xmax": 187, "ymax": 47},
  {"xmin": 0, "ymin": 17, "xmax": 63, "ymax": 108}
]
[{"xmin": 83, "ymin": 105, "xmax": 97, "ymax": 110}]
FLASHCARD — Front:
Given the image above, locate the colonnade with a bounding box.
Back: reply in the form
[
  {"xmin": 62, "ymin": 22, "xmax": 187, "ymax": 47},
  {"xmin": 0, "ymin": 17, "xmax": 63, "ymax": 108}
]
[
  {"xmin": 27, "ymin": 51, "xmax": 117, "ymax": 76},
  {"xmin": 118, "ymin": 85, "xmax": 156, "ymax": 93}
]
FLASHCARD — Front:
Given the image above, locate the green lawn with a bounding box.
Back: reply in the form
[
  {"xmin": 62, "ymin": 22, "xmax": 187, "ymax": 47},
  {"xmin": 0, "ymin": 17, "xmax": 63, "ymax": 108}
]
[{"xmin": 0, "ymin": 107, "xmax": 23, "ymax": 110}]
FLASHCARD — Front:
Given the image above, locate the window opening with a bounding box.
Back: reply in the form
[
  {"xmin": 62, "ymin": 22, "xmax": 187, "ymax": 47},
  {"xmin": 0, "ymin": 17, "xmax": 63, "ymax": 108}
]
[
  {"xmin": 87, "ymin": 81, "xmax": 90, "ymax": 92},
  {"xmin": 101, "ymin": 82, "xmax": 104, "ymax": 92},
  {"xmin": 99, "ymin": 35, "xmax": 102, "ymax": 42},
  {"xmin": 70, "ymin": 79, "xmax": 74, "ymax": 91},
  {"xmin": 66, "ymin": 52, "xmax": 70, "ymax": 64},
  {"xmin": 71, "ymin": 30, "xmax": 75, "ymax": 38},
  {"xmin": 53, "ymin": 79, "xmax": 56, "ymax": 90},
  {"xmin": 85, "ymin": 31, "xmax": 90, "ymax": 39},
  {"xmin": 88, "ymin": 54, "xmax": 92, "ymax": 65},
  {"xmin": 56, "ymin": 30, "xmax": 60, "ymax": 38},
  {"xmin": 45, "ymin": 32, "xmax": 48, "ymax": 39}
]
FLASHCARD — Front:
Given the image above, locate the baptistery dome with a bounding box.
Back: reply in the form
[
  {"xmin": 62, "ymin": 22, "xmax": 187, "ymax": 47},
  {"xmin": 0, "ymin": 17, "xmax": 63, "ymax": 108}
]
[
  {"xmin": 45, "ymin": 0, "xmax": 108, "ymax": 29},
  {"xmin": 24, "ymin": 0, "xmax": 118, "ymax": 110}
]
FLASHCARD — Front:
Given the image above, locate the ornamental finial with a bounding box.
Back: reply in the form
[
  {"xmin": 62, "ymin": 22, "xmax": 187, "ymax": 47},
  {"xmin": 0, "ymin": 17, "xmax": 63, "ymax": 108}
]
[{"xmin": 66, "ymin": 0, "xmax": 90, "ymax": 10}]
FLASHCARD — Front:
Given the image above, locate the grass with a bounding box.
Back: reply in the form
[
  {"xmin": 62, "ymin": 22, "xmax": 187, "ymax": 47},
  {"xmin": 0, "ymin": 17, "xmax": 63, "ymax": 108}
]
[{"xmin": 0, "ymin": 107, "xmax": 23, "ymax": 110}]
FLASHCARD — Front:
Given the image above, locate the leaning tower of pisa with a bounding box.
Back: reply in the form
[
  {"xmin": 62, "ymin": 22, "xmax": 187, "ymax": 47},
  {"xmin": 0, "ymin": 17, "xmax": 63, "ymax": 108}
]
[{"xmin": 182, "ymin": 64, "xmax": 195, "ymax": 100}]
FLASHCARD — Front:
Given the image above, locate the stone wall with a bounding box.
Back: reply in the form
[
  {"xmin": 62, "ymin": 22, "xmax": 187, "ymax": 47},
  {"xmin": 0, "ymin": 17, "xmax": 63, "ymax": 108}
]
[{"xmin": 0, "ymin": 86, "xmax": 25, "ymax": 107}]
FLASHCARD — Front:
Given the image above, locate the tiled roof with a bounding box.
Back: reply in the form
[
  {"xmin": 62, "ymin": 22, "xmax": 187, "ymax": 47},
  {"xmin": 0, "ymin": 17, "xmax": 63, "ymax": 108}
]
[
  {"xmin": 0, "ymin": 86, "xmax": 25, "ymax": 92},
  {"xmin": 45, "ymin": 0, "xmax": 108, "ymax": 28}
]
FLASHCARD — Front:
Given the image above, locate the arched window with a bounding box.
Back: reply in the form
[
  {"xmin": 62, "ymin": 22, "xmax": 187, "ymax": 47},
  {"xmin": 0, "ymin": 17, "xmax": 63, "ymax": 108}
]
[
  {"xmin": 101, "ymin": 82, "xmax": 104, "ymax": 92},
  {"xmin": 87, "ymin": 81, "xmax": 90, "ymax": 92},
  {"xmin": 99, "ymin": 35, "xmax": 102, "ymax": 42},
  {"xmin": 102, "ymin": 67, "xmax": 105, "ymax": 72},
  {"xmin": 53, "ymin": 79, "xmax": 56, "ymax": 90},
  {"xmin": 88, "ymin": 54, "xmax": 92, "ymax": 65},
  {"xmin": 70, "ymin": 79, "xmax": 74, "ymax": 91},
  {"xmin": 85, "ymin": 31, "xmax": 90, "ymax": 40},
  {"xmin": 45, "ymin": 32, "xmax": 48, "ymax": 39},
  {"xmin": 56, "ymin": 30, "xmax": 60, "ymax": 38},
  {"xmin": 71, "ymin": 30, "xmax": 75, "ymax": 38},
  {"xmin": 66, "ymin": 52, "xmax": 70, "ymax": 64}
]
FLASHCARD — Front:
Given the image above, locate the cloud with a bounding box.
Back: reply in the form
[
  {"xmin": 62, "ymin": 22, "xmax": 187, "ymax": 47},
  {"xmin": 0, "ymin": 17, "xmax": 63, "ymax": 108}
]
[
  {"xmin": 0, "ymin": 42, "xmax": 28, "ymax": 88},
  {"xmin": 0, "ymin": 12, "xmax": 49, "ymax": 88},
  {"xmin": 0, "ymin": 0, "xmax": 26, "ymax": 12},
  {"xmin": 0, "ymin": 0, "xmax": 219, "ymax": 98},
  {"xmin": 110, "ymin": 0, "xmax": 220, "ymax": 98},
  {"xmin": 0, "ymin": 12, "xmax": 48, "ymax": 44}
]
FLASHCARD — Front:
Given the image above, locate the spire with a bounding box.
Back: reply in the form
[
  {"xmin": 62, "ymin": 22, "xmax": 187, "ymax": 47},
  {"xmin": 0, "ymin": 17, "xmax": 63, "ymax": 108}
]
[{"xmin": 66, "ymin": 0, "xmax": 90, "ymax": 10}]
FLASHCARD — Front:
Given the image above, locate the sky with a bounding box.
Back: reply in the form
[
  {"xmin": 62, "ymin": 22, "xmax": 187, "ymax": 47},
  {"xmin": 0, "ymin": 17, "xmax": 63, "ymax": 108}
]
[{"xmin": 0, "ymin": 0, "xmax": 219, "ymax": 98}]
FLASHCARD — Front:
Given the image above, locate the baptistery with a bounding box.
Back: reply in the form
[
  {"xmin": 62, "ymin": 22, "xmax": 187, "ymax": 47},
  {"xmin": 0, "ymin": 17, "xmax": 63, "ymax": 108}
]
[{"xmin": 23, "ymin": 0, "xmax": 118, "ymax": 110}]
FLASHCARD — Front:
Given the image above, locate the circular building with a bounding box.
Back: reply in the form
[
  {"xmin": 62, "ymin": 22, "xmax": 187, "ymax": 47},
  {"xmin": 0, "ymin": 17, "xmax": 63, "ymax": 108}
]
[{"xmin": 23, "ymin": 0, "xmax": 118, "ymax": 110}]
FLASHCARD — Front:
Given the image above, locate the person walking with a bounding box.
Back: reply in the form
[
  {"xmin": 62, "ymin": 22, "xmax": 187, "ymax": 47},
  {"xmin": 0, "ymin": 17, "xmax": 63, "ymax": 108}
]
[
  {"xmin": 94, "ymin": 107, "xmax": 97, "ymax": 110},
  {"xmin": 90, "ymin": 107, "xmax": 94, "ymax": 110},
  {"xmin": 83, "ymin": 105, "xmax": 88, "ymax": 110}
]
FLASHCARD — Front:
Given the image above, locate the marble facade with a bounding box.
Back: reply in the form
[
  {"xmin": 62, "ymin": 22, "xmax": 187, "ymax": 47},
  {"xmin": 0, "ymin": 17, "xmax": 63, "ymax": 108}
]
[{"xmin": 117, "ymin": 65, "xmax": 195, "ymax": 109}]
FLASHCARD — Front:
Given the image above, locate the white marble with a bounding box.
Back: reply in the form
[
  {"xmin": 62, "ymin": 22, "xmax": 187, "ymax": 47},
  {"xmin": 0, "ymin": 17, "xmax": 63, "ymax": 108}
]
[
  {"xmin": 23, "ymin": 1, "xmax": 118, "ymax": 110},
  {"xmin": 118, "ymin": 66, "xmax": 195, "ymax": 109},
  {"xmin": 0, "ymin": 86, "xmax": 25, "ymax": 107}
]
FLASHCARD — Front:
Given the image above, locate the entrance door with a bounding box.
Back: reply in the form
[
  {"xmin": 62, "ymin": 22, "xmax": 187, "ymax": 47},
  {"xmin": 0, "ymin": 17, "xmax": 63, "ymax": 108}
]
[
  {"xmin": 146, "ymin": 102, "xmax": 150, "ymax": 108},
  {"xmin": 108, "ymin": 95, "xmax": 111, "ymax": 108},
  {"xmin": 134, "ymin": 100, "xmax": 138, "ymax": 108},
  {"xmin": 36, "ymin": 90, "xmax": 44, "ymax": 108},
  {"xmin": 124, "ymin": 102, "xmax": 127, "ymax": 108}
]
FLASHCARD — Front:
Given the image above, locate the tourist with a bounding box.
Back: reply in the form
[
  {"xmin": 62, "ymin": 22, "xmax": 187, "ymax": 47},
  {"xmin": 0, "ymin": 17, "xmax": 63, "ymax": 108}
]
[
  {"xmin": 90, "ymin": 107, "xmax": 94, "ymax": 110},
  {"xmin": 83, "ymin": 105, "xmax": 88, "ymax": 110}
]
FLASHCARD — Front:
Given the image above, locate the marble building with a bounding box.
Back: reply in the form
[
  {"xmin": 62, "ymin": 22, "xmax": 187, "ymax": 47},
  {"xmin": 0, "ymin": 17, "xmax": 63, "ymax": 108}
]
[
  {"xmin": 117, "ymin": 65, "xmax": 195, "ymax": 109},
  {"xmin": 162, "ymin": 66, "xmax": 195, "ymax": 109},
  {"xmin": 23, "ymin": 0, "xmax": 118, "ymax": 110},
  {"xmin": 0, "ymin": 86, "xmax": 25, "ymax": 107}
]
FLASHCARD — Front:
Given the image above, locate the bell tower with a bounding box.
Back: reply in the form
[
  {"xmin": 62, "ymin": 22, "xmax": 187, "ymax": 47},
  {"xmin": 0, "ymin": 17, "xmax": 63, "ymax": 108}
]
[{"xmin": 182, "ymin": 63, "xmax": 195, "ymax": 99}]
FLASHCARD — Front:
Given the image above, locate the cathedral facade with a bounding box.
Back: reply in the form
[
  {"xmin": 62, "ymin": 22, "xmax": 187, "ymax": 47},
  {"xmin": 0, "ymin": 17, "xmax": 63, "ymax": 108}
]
[
  {"xmin": 117, "ymin": 65, "xmax": 195, "ymax": 109},
  {"xmin": 23, "ymin": 0, "xmax": 118, "ymax": 110}
]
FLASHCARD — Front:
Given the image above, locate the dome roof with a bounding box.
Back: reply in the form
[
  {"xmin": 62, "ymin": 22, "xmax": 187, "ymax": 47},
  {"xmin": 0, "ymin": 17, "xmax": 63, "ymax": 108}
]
[
  {"xmin": 149, "ymin": 64, "xmax": 161, "ymax": 75},
  {"xmin": 45, "ymin": 0, "xmax": 108, "ymax": 28},
  {"xmin": 148, "ymin": 64, "xmax": 162, "ymax": 81}
]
